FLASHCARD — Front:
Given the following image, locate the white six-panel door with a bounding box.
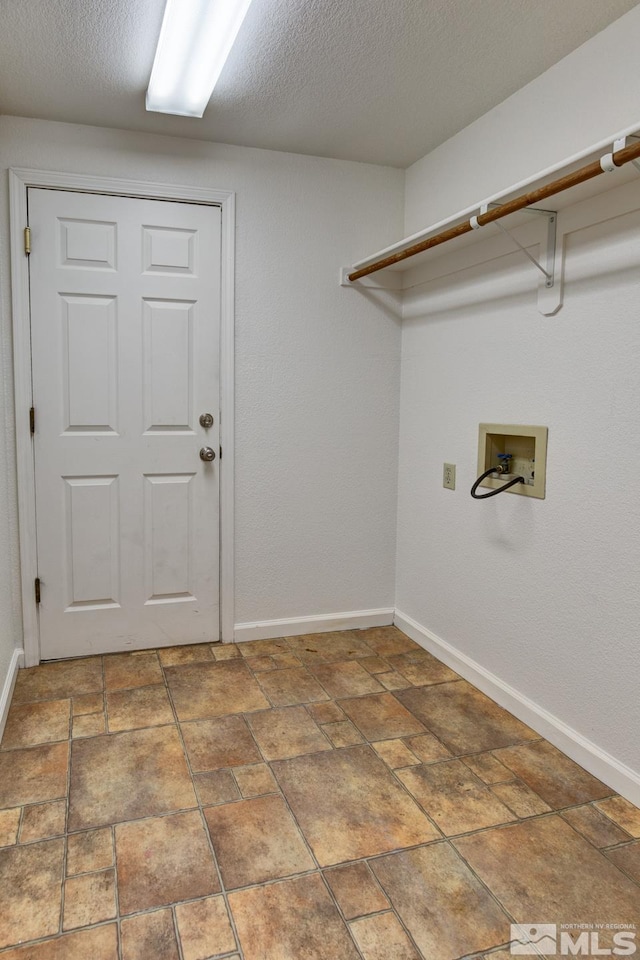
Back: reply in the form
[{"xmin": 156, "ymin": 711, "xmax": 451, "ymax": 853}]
[{"xmin": 29, "ymin": 189, "xmax": 221, "ymax": 659}]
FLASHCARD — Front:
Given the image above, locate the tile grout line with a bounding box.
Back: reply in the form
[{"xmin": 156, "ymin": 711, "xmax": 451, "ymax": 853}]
[
  {"xmin": 602, "ymin": 837, "xmax": 639, "ymax": 851},
  {"xmin": 161, "ymin": 653, "xmax": 245, "ymax": 960},
  {"xmin": 170, "ymin": 904, "xmax": 185, "ymax": 960},
  {"xmin": 315, "ymin": 869, "xmax": 369, "ymax": 960},
  {"xmin": 58, "ymin": 683, "xmax": 76, "ymax": 938},
  {"xmin": 599, "ymin": 854, "xmax": 640, "ymax": 890},
  {"xmin": 15, "ymin": 800, "xmax": 26, "ymax": 847},
  {"xmin": 102, "ymin": 654, "xmax": 126, "ymax": 960},
  {"xmin": 111, "ymin": 823, "xmax": 123, "ymax": 960},
  {"xmin": 445, "ymin": 832, "xmax": 521, "ymax": 954}
]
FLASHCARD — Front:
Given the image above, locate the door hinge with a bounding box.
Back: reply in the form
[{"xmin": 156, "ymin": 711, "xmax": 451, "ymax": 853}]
[
  {"xmin": 24, "ymin": 227, "xmax": 31, "ymax": 256},
  {"xmin": 29, "ymin": 406, "xmax": 35, "ymax": 435},
  {"xmin": 34, "ymin": 577, "xmax": 41, "ymax": 604}
]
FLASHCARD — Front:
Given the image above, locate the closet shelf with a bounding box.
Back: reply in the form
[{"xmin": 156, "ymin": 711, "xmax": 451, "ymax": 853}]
[{"xmin": 341, "ymin": 123, "xmax": 640, "ymax": 286}]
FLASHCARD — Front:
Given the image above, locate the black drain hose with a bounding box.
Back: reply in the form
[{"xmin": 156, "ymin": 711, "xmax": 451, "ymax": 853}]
[{"xmin": 471, "ymin": 466, "xmax": 525, "ymax": 499}]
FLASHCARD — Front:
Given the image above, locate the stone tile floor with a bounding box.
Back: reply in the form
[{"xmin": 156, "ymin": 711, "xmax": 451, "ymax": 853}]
[{"xmin": 0, "ymin": 626, "xmax": 638, "ymax": 959}]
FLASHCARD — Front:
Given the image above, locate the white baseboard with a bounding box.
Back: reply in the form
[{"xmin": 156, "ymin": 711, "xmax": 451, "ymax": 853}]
[
  {"xmin": 0, "ymin": 648, "xmax": 24, "ymax": 742},
  {"xmin": 394, "ymin": 610, "xmax": 640, "ymax": 807},
  {"xmin": 234, "ymin": 607, "xmax": 394, "ymax": 643}
]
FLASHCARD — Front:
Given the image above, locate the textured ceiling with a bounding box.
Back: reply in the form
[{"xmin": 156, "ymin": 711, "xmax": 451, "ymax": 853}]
[{"xmin": 0, "ymin": 0, "xmax": 637, "ymax": 167}]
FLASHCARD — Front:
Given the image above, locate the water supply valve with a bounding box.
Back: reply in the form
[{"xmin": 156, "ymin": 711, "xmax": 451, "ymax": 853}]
[{"xmin": 496, "ymin": 453, "xmax": 513, "ymax": 475}]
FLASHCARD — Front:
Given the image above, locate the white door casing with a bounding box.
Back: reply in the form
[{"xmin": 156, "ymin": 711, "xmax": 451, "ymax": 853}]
[{"xmin": 28, "ymin": 188, "xmax": 222, "ymax": 659}]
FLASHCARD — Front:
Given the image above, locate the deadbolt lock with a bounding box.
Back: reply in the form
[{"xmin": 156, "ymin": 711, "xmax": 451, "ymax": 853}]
[{"xmin": 199, "ymin": 413, "xmax": 214, "ymax": 428}]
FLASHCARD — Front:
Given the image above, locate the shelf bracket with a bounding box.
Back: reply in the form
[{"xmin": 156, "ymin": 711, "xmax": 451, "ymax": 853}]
[
  {"xmin": 494, "ymin": 219, "xmax": 553, "ymax": 283},
  {"xmin": 476, "ymin": 202, "xmax": 560, "ymax": 316}
]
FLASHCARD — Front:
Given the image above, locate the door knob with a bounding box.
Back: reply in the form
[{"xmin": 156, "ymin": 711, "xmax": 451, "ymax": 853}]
[
  {"xmin": 199, "ymin": 413, "xmax": 214, "ymax": 428},
  {"xmin": 199, "ymin": 446, "xmax": 216, "ymax": 462}
]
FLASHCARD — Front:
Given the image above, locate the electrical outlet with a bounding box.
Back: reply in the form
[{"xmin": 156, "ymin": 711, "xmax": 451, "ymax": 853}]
[{"xmin": 443, "ymin": 463, "xmax": 456, "ymax": 490}]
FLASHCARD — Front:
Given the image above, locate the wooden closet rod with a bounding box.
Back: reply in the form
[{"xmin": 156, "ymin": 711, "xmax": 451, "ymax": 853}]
[{"xmin": 348, "ymin": 138, "xmax": 640, "ymax": 282}]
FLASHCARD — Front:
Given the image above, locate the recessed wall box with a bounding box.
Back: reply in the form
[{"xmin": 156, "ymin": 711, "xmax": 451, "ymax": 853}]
[{"xmin": 477, "ymin": 424, "xmax": 548, "ymax": 499}]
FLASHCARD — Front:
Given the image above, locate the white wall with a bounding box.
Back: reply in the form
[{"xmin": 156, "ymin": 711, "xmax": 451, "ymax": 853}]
[
  {"xmin": 397, "ymin": 7, "xmax": 640, "ymax": 785},
  {"xmin": 0, "ymin": 116, "xmax": 404, "ymax": 677}
]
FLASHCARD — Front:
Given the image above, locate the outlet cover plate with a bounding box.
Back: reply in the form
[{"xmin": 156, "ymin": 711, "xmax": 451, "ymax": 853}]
[{"xmin": 443, "ymin": 463, "xmax": 456, "ymax": 490}]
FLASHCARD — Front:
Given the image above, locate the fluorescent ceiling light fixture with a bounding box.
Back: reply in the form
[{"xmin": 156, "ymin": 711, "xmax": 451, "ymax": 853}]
[{"xmin": 146, "ymin": 0, "xmax": 254, "ymax": 117}]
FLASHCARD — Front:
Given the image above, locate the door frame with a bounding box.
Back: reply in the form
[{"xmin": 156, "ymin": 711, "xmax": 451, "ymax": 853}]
[{"xmin": 9, "ymin": 168, "xmax": 236, "ymax": 666}]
